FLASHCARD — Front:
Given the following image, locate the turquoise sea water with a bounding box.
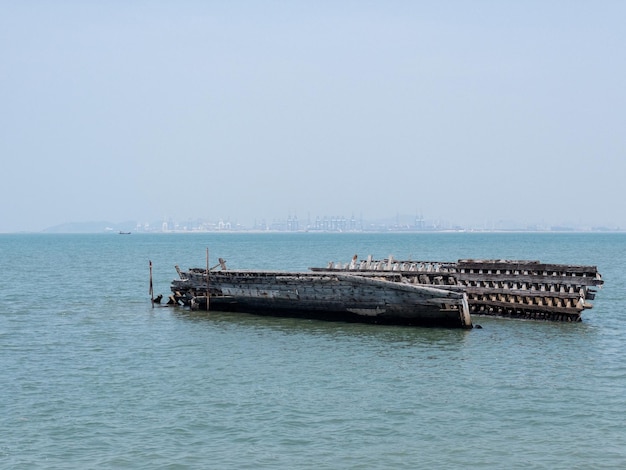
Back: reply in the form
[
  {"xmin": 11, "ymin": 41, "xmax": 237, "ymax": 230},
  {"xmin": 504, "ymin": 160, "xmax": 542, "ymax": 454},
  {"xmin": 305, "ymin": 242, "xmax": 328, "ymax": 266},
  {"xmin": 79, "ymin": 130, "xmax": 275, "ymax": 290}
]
[{"xmin": 1, "ymin": 232, "xmax": 625, "ymax": 469}]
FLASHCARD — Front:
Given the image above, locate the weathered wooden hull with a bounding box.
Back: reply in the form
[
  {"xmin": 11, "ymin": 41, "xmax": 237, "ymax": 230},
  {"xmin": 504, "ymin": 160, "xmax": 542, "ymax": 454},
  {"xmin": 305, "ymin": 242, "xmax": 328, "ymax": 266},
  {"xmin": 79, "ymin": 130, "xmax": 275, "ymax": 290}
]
[
  {"xmin": 313, "ymin": 256, "xmax": 604, "ymax": 322},
  {"xmin": 171, "ymin": 269, "xmax": 472, "ymax": 329}
]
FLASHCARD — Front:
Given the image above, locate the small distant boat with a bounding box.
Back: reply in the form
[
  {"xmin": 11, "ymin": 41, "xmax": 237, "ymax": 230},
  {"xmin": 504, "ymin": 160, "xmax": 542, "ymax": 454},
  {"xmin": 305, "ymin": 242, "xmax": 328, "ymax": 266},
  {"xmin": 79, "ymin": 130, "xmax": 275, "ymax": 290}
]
[{"xmin": 119, "ymin": 231, "xmax": 131, "ymax": 235}]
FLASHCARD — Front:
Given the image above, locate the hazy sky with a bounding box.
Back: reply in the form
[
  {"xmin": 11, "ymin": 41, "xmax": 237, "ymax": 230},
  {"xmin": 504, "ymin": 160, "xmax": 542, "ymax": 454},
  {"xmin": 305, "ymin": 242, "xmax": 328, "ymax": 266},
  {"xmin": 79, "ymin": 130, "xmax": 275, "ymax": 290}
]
[{"xmin": 2, "ymin": 1, "xmax": 625, "ymax": 232}]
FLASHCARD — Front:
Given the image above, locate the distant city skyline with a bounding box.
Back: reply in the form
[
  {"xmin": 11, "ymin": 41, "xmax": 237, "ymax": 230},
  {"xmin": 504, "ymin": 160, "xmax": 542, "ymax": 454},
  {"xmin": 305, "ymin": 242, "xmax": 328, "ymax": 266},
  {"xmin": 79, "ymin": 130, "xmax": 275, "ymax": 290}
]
[{"xmin": 35, "ymin": 210, "xmax": 623, "ymax": 234}]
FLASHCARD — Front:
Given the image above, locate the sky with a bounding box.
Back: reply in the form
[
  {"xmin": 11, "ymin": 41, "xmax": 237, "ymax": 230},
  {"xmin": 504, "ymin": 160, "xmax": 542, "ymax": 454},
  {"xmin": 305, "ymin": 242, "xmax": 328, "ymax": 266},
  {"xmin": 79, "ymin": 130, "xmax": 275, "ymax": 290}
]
[{"xmin": 1, "ymin": 1, "xmax": 625, "ymax": 232}]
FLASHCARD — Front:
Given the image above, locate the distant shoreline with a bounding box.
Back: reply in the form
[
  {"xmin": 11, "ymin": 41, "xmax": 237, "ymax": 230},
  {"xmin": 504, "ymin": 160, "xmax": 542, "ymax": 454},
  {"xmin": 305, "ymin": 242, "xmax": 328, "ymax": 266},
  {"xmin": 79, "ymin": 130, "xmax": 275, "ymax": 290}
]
[{"xmin": 3, "ymin": 229, "xmax": 625, "ymax": 235}]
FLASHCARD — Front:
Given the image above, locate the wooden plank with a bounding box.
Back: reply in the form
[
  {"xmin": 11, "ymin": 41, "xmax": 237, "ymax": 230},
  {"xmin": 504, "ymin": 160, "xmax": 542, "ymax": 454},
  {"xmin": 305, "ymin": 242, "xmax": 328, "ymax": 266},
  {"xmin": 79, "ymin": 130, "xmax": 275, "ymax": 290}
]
[
  {"xmin": 457, "ymin": 260, "xmax": 600, "ymax": 275},
  {"xmin": 468, "ymin": 299, "xmax": 582, "ymax": 316},
  {"xmin": 455, "ymin": 272, "xmax": 602, "ymax": 287},
  {"xmin": 464, "ymin": 286, "xmax": 584, "ymax": 300}
]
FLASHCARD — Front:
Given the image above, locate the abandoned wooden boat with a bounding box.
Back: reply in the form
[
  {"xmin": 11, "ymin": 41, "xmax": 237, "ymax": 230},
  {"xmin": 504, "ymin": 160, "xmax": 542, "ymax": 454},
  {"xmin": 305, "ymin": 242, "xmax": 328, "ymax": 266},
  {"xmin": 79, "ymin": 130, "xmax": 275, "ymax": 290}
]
[
  {"xmin": 312, "ymin": 255, "xmax": 604, "ymax": 322},
  {"xmin": 170, "ymin": 264, "xmax": 473, "ymax": 329}
]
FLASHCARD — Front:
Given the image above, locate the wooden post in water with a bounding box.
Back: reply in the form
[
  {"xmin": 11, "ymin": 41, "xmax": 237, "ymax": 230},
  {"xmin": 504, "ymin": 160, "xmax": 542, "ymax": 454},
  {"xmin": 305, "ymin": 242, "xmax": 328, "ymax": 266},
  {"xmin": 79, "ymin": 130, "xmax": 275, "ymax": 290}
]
[
  {"xmin": 149, "ymin": 260, "xmax": 154, "ymax": 308},
  {"xmin": 206, "ymin": 248, "xmax": 210, "ymax": 311}
]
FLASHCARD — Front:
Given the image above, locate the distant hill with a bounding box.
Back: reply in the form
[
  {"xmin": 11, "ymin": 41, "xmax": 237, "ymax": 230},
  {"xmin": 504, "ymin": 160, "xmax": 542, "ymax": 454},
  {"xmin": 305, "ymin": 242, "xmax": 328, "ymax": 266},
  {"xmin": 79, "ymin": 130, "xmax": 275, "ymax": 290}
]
[{"xmin": 42, "ymin": 221, "xmax": 137, "ymax": 233}]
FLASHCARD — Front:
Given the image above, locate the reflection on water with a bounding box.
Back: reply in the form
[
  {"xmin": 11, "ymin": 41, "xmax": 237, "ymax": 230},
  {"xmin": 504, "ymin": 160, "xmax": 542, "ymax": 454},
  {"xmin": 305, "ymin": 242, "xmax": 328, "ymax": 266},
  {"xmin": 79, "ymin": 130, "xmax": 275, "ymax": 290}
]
[{"xmin": 172, "ymin": 306, "xmax": 472, "ymax": 346}]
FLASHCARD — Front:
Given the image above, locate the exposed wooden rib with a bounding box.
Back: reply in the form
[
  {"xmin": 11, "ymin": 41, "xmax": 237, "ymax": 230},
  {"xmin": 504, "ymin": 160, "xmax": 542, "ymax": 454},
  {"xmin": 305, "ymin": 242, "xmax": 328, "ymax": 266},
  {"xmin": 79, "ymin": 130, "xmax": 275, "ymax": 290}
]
[{"xmin": 313, "ymin": 256, "xmax": 603, "ymax": 322}]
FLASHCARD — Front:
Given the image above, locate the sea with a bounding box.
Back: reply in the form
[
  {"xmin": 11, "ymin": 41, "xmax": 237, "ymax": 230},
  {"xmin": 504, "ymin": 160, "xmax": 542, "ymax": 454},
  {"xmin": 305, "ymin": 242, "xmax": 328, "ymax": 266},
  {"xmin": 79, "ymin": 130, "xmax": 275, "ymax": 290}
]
[{"xmin": 1, "ymin": 232, "xmax": 625, "ymax": 469}]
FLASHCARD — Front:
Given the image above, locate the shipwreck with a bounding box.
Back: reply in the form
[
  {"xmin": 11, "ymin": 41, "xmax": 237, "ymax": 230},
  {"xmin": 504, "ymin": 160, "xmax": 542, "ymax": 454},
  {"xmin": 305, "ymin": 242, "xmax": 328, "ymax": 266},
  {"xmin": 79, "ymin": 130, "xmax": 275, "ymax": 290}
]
[
  {"xmin": 312, "ymin": 255, "xmax": 604, "ymax": 322},
  {"xmin": 168, "ymin": 254, "xmax": 603, "ymax": 328},
  {"xmin": 170, "ymin": 260, "xmax": 473, "ymax": 329}
]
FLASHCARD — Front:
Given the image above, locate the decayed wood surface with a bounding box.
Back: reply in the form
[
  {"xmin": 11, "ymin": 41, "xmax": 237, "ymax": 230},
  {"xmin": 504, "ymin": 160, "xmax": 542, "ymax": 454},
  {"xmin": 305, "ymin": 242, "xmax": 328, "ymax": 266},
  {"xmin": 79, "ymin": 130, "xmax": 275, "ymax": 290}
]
[
  {"xmin": 170, "ymin": 268, "xmax": 473, "ymax": 328},
  {"xmin": 313, "ymin": 256, "xmax": 604, "ymax": 322}
]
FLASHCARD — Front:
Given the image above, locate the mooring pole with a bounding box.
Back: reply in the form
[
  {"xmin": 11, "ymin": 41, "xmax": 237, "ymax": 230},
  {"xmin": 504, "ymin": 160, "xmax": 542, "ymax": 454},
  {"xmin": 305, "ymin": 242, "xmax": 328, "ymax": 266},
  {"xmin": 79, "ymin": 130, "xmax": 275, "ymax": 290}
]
[
  {"xmin": 206, "ymin": 247, "xmax": 210, "ymax": 311},
  {"xmin": 149, "ymin": 260, "xmax": 154, "ymax": 308}
]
